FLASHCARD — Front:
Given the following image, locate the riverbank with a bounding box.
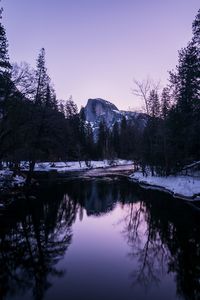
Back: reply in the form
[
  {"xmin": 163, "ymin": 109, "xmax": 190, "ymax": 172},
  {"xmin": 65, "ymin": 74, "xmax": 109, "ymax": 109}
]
[
  {"xmin": 0, "ymin": 161, "xmax": 134, "ymax": 209},
  {"xmin": 130, "ymin": 172, "xmax": 200, "ymax": 201},
  {"xmin": 0, "ymin": 160, "xmax": 134, "ymax": 191},
  {"xmin": 2, "ymin": 160, "xmax": 200, "ymax": 206},
  {"xmin": 21, "ymin": 160, "xmax": 133, "ymax": 173}
]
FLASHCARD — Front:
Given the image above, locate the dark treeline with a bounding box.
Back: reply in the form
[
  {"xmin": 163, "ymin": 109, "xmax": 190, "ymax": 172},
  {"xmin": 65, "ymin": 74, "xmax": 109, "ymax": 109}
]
[
  {"xmin": 0, "ymin": 7, "xmax": 94, "ymax": 171},
  {"xmin": 98, "ymin": 9, "xmax": 200, "ymax": 175},
  {"xmin": 0, "ymin": 4, "xmax": 141, "ymax": 170},
  {"xmin": 0, "ymin": 5, "xmax": 200, "ymax": 176},
  {"xmin": 141, "ymin": 8, "xmax": 200, "ymax": 175},
  {"xmin": 130, "ymin": 9, "xmax": 200, "ymax": 175}
]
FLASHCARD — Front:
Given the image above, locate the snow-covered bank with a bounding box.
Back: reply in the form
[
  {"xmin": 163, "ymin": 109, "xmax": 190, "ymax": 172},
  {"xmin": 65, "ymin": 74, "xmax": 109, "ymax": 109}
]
[
  {"xmin": 130, "ymin": 172, "xmax": 200, "ymax": 201},
  {"xmin": 0, "ymin": 160, "xmax": 133, "ymax": 191},
  {"xmin": 21, "ymin": 160, "xmax": 133, "ymax": 173}
]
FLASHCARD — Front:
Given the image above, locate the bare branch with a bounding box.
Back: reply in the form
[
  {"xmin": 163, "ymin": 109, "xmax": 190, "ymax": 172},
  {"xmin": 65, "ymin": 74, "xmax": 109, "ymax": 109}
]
[
  {"xmin": 132, "ymin": 78, "xmax": 152, "ymax": 114},
  {"xmin": 132, "ymin": 78, "xmax": 161, "ymax": 115},
  {"xmin": 11, "ymin": 62, "xmax": 36, "ymax": 100}
]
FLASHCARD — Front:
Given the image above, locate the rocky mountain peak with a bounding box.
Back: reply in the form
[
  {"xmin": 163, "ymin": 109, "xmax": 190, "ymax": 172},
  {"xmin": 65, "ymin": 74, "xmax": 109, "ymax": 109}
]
[
  {"xmin": 82, "ymin": 98, "xmax": 148, "ymax": 136},
  {"xmin": 84, "ymin": 98, "xmax": 119, "ymax": 123}
]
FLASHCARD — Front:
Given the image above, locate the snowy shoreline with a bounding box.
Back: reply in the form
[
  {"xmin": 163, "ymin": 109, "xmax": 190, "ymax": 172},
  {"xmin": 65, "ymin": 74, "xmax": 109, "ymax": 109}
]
[
  {"xmin": 29, "ymin": 160, "xmax": 133, "ymax": 173},
  {"xmin": 0, "ymin": 160, "xmax": 133, "ymax": 190},
  {"xmin": 1, "ymin": 160, "xmax": 200, "ymax": 203},
  {"xmin": 130, "ymin": 172, "xmax": 200, "ymax": 201}
]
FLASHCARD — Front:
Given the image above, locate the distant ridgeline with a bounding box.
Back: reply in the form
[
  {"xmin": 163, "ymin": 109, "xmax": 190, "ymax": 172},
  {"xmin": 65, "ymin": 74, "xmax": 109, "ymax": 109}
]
[{"xmin": 81, "ymin": 98, "xmax": 148, "ymax": 137}]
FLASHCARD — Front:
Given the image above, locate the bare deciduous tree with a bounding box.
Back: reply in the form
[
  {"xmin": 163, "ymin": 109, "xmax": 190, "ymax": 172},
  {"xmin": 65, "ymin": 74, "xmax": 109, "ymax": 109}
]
[
  {"xmin": 11, "ymin": 62, "xmax": 36, "ymax": 100},
  {"xmin": 132, "ymin": 78, "xmax": 161, "ymax": 115}
]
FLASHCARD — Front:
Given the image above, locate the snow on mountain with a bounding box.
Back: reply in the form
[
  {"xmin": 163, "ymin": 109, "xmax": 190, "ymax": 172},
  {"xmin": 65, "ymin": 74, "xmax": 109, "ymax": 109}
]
[{"xmin": 81, "ymin": 98, "xmax": 148, "ymax": 135}]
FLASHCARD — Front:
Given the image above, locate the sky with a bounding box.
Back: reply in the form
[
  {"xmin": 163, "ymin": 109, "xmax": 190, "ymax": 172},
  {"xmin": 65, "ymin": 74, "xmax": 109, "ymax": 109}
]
[{"xmin": 2, "ymin": 0, "xmax": 200, "ymax": 110}]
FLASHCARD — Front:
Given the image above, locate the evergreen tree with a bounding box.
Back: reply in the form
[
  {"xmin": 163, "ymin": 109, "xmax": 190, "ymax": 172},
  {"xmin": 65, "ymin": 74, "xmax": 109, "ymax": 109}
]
[
  {"xmin": 191, "ymin": 9, "xmax": 200, "ymax": 160},
  {"xmin": 35, "ymin": 48, "xmax": 50, "ymax": 106},
  {"xmin": 84, "ymin": 122, "xmax": 94, "ymax": 159},
  {"xmin": 192, "ymin": 9, "xmax": 200, "ymax": 46},
  {"xmin": 169, "ymin": 41, "xmax": 199, "ymax": 165},
  {"xmin": 45, "ymin": 84, "xmax": 57, "ymax": 110},
  {"xmin": 140, "ymin": 90, "xmax": 164, "ymax": 174},
  {"xmin": 0, "ymin": 6, "xmax": 11, "ymax": 74},
  {"xmin": 119, "ymin": 116, "xmax": 128, "ymax": 158},
  {"xmin": 25, "ymin": 49, "xmax": 65, "ymax": 180},
  {"xmin": 161, "ymin": 87, "xmax": 171, "ymax": 119},
  {"xmin": 111, "ymin": 122, "xmax": 120, "ymax": 157},
  {"xmin": 0, "ymin": 4, "xmax": 12, "ymax": 110},
  {"xmin": 97, "ymin": 120, "xmax": 109, "ymax": 159},
  {"xmin": 64, "ymin": 96, "xmax": 78, "ymax": 119},
  {"xmin": 148, "ymin": 89, "xmax": 160, "ymax": 118}
]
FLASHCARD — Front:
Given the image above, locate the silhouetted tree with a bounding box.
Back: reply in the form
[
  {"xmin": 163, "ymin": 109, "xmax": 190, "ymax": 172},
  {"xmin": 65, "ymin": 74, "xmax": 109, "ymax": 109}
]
[{"xmin": 0, "ymin": 5, "xmax": 11, "ymax": 75}]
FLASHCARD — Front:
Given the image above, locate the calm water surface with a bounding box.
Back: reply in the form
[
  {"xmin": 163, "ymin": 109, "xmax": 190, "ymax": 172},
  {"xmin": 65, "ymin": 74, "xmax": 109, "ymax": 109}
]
[{"xmin": 0, "ymin": 179, "xmax": 200, "ymax": 300}]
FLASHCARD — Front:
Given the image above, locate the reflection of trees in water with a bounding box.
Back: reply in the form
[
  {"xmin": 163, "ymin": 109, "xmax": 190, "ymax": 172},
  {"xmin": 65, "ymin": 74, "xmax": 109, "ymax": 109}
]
[
  {"xmin": 65, "ymin": 180, "xmax": 200, "ymax": 299},
  {"xmin": 67, "ymin": 181, "xmax": 174, "ymax": 291},
  {"xmin": 0, "ymin": 191, "xmax": 77, "ymax": 300},
  {"xmin": 122, "ymin": 201, "xmax": 170, "ymax": 289},
  {"xmin": 122, "ymin": 191, "xmax": 200, "ymax": 299},
  {"xmin": 1, "ymin": 181, "xmax": 200, "ymax": 300}
]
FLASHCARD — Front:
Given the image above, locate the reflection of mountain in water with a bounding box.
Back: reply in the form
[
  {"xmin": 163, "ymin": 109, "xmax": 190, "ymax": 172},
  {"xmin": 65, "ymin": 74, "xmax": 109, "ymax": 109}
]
[
  {"xmin": 64, "ymin": 180, "xmax": 140, "ymax": 217},
  {"xmin": 77, "ymin": 181, "xmax": 117, "ymax": 216},
  {"xmin": 83, "ymin": 183, "xmax": 115, "ymax": 216}
]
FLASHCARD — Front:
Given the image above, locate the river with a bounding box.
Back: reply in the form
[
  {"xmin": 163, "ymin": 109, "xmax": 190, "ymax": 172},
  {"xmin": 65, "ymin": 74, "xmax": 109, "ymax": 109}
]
[{"xmin": 0, "ymin": 178, "xmax": 199, "ymax": 300}]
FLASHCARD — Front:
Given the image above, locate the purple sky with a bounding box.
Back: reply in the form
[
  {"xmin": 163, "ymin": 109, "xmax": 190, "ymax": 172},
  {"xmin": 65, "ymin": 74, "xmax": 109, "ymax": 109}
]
[{"xmin": 2, "ymin": 0, "xmax": 200, "ymax": 110}]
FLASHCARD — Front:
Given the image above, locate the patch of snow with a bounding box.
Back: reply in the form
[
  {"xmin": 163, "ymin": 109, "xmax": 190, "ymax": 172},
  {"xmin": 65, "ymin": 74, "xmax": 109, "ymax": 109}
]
[
  {"xmin": 0, "ymin": 170, "xmax": 13, "ymax": 176},
  {"xmin": 12, "ymin": 175, "xmax": 26, "ymax": 187},
  {"xmin": 113, "ymin": 110, "xmax": 122, "ymax": 115},
  {"xmin": 22, "ymin": 160, "xmax": 133, "ymax": 173},
  {"xmin": 0, "ymin": 169, "xmax": 26, "ymax": 188},
  {"xmin": 130, "ymin": 171, "xmax": 200, "ymax": 200}
]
